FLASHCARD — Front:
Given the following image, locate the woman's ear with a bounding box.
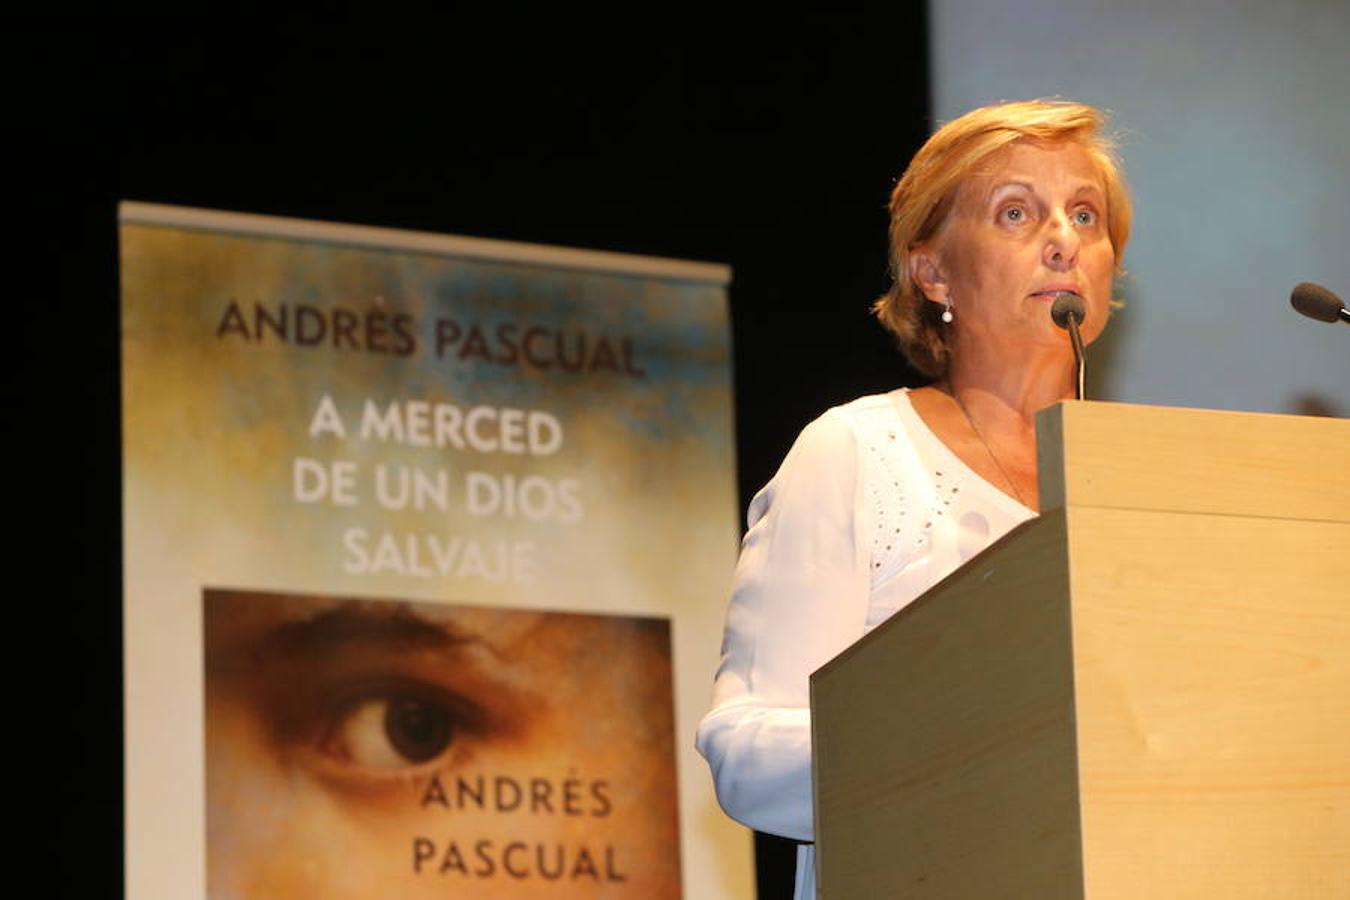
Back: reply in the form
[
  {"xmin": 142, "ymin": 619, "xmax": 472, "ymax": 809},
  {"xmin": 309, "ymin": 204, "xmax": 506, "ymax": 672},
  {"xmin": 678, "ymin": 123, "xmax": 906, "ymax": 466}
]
[{"xmin": 909, "ymin": 244, "xmax": 948, "ymax": 305}]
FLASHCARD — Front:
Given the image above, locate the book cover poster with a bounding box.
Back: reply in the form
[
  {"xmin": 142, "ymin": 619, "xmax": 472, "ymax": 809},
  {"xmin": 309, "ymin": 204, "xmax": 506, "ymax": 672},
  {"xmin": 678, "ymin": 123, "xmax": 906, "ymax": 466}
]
[
  {"xmin": 205, "ymin": 589, "xmax": 679, "ymax": 898},
  {"xmin": 120, "ymin": 205, "xmax": 747, "ymax": 898}
]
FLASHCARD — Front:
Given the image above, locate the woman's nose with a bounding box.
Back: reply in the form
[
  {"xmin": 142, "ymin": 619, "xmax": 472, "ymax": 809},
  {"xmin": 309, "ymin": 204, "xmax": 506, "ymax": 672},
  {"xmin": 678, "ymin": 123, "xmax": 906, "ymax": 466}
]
[{"xmin": 1043, "ymin": 211, "xmax": 1080, "ymax": 269}]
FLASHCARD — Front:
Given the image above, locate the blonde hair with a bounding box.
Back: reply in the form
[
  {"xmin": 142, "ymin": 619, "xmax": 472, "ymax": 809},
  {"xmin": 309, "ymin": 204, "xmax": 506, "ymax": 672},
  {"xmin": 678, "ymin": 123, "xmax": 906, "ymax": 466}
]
[{"xmin": 874, "ymin": 99, "xmax": 1133, "ymax": 377}]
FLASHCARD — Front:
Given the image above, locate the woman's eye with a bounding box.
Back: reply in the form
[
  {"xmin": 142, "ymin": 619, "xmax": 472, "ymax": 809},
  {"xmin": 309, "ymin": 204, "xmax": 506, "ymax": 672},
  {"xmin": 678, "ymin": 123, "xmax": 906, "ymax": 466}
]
[
  {"xmin": 1073, "ymin": 208, "xmax": 1098, "ymax": 226},
  {"xmin": 322, "ymin": 692, "xmax": 458, "ymax": 768},
  {"xmin": 999, "ymin": 205, "xmax": 1027, "ymax": 224}
]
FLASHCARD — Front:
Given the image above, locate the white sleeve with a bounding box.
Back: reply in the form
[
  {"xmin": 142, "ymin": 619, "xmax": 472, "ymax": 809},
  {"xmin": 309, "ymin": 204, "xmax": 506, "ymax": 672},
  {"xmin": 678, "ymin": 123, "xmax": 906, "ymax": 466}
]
[{"xmin": 694, "ymin": 410, "xmax": 873, "ymax": 841}]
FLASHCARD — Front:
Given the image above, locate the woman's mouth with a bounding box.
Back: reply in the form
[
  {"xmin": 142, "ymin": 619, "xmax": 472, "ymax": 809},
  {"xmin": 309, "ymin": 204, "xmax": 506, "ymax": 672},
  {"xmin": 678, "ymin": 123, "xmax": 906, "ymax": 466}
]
[{"xmin": 1029, "ymin": 288, "xmax": 1081, "ymax": 300}]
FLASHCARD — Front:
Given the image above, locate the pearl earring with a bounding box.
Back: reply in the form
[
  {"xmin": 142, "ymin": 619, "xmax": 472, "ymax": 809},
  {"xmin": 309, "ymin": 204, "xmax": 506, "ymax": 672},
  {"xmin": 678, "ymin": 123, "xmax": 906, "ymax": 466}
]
[{"xmin": 941, "ymin": 299, "xmax": 954, "ymax": 324}]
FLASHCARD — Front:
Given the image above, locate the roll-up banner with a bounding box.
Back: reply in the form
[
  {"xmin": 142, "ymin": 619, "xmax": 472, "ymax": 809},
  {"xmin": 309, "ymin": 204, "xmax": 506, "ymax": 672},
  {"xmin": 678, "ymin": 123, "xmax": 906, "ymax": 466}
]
[{"xmin": 119, "ymin": 203, "xmax": 750, "ymax": 898}]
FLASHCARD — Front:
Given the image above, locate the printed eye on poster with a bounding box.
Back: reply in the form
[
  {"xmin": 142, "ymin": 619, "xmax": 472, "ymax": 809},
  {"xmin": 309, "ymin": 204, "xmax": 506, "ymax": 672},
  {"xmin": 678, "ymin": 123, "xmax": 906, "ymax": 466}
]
[{"xmin": 119, "ymin": 203, "xmax": 750, "ymax": 899}]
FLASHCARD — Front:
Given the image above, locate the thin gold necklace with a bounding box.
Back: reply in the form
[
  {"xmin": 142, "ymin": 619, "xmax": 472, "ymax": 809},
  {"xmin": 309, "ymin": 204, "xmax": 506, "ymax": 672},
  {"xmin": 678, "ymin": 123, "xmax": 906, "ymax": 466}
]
[{"xmin": 944, "ymin": 381, "xmax": 1028, "ymax": 507}]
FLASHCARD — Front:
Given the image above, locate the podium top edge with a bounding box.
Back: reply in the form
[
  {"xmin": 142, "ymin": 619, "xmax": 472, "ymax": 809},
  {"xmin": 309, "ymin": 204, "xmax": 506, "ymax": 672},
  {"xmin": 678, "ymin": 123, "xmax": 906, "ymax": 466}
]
[
  {"xmin": 1040, "ymin": 398, "xmax": 1349, "ymax": 426},
  {"xmin": 1036, "ymin": 400, "xmax": 1349, "ymax": 522}
]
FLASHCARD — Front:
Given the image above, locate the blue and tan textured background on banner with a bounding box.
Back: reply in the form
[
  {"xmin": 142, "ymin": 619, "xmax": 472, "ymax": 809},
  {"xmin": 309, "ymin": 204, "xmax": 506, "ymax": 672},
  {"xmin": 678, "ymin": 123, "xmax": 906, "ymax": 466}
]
[{"xmin": 121, "ymin": 204, "xmax": 750, "ymax": 898}]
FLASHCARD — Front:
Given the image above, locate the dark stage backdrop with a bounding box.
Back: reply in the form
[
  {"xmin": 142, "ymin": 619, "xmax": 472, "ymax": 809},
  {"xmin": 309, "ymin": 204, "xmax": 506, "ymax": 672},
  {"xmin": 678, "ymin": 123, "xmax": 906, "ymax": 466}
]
[{"xmin": 49, "ymin": 10, "xmax": 931, "ymax": 898}]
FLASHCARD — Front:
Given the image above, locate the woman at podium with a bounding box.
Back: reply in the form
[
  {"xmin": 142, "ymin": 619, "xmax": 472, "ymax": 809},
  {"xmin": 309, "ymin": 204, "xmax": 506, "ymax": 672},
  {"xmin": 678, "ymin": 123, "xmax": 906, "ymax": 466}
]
[{"xmin": 696, "ymin": 99, "xmax": 1134, "ymax": 898}]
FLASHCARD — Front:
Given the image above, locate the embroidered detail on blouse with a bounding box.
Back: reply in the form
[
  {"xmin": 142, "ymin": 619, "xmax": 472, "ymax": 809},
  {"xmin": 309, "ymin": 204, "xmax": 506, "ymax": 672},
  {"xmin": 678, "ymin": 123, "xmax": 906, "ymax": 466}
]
[
  {"xmin": 861, "ymin": 425, "xmax": 909, "ymax": 571},
  {"xmin": 836, "ymin": 396, "xmax": 973, "ymax": 588}
]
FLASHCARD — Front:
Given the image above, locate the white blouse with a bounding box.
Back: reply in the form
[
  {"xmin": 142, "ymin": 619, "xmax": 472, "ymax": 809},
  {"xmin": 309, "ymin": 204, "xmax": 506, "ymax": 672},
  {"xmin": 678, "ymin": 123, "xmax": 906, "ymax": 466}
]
[{"xmin": 695, "ymin": 389, "xmax": 1034, "ymax": 897}]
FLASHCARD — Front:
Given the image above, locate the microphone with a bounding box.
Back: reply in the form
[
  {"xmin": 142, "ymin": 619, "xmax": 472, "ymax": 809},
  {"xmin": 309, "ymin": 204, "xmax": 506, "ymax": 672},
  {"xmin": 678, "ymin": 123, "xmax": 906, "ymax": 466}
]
[
  {"xmin": 1050, "ymin": 293, "xmax": 1087, "ymax": 400},
  {"xmin": 1290, "ymin": 282, "xmax": 1349, "ymax": 325}
]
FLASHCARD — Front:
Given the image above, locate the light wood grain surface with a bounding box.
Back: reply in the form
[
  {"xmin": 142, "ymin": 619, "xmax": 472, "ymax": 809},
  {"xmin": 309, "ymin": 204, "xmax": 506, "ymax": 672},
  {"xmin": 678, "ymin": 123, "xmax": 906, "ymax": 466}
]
[
  {"xmin": 813, "ymin": 404, "xmax": 1349, "ymax": 898},
  {"xmin": 1037, "ymin": 401, "xmax": 1349, "ymax": 522},
  {"xmin": 1069, "ymin": 506, "xmax": 1350, "ymax": 899}
]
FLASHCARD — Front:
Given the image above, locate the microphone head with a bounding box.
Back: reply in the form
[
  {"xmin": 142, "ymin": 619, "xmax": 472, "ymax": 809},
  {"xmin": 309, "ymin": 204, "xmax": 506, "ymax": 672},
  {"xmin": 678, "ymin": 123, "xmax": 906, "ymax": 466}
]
[
  {"xmin": 1290, "ymin": 282, "xmax": 1344, "ymax": 323},
  {"xmin": 1050, "ymin": 293, "xmax": 1086, "ymax": 329}
]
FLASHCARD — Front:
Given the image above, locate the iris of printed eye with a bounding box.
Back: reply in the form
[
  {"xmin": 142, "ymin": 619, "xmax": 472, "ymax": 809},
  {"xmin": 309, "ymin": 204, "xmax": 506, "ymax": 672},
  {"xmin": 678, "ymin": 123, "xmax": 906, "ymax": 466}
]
[{"xmin": 385, "ymin": 697, "xmax": 454, "ymax": 763}]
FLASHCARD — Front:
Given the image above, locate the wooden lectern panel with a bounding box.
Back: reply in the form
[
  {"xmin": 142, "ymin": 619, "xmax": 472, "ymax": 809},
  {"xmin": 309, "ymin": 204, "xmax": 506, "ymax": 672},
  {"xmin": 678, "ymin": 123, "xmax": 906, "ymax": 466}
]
[
  {"xmin": 813, "ymin": 404, "xmax": 1350, "ymax": 899},
  {"xmin": 812, "ymin": 512, "xmax": 1086, "ymax": 899},
  {"xmin": 1069, "ymin": 506, "xmax": 1350, "ymax": 898}
]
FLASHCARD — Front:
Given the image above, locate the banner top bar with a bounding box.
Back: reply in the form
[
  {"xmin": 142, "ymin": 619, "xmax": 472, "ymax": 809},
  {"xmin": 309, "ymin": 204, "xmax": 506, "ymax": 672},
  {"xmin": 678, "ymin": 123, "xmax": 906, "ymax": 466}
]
[{"xmin": 119, "ymin": 201, "xmax": 733, "ymax": 286}]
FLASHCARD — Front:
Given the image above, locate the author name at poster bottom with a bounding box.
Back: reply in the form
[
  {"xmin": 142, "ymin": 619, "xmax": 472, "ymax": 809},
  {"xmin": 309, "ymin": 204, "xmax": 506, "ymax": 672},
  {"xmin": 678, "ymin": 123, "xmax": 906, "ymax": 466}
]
[{"xmin": 413, "ymin": 837, "xmax": 628, "ymax": 881}]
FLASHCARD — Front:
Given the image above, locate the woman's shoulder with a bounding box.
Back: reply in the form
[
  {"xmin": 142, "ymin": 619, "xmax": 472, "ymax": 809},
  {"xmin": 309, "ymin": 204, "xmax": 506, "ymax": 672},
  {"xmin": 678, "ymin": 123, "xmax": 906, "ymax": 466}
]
[
  {"xmin": 768, "ymin": 390, "xmax": 913, "ymax": 477},
  {"xmin": 764, "ymin": 390, "xmax": 920, "ymax": 490},
  {"xmin": 816, "ymin": 389, "xmax": 913, "ymax": 438}
]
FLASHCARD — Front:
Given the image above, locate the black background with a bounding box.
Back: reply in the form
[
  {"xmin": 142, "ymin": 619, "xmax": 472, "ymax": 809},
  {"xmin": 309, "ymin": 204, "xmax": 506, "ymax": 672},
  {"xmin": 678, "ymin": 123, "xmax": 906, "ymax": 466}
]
[{"xmin": 44, "ymin": 9, "xmax": 932, "ymax": 897}]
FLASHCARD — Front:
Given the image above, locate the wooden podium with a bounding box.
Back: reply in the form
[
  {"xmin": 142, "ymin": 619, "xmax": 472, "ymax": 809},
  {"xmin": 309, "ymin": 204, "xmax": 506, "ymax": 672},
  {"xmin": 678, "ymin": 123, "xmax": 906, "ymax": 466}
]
[{"xmin": 810, "ymin": 402, "xmax": 1349, "ymax": 899}]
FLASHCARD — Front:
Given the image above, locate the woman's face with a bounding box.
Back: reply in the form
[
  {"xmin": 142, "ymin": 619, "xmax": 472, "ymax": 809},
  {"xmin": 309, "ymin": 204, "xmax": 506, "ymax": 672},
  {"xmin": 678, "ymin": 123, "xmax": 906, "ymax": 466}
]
[{"xmin": 919, "ymin": 140, "xmax": 1116, "ymax": 354}]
